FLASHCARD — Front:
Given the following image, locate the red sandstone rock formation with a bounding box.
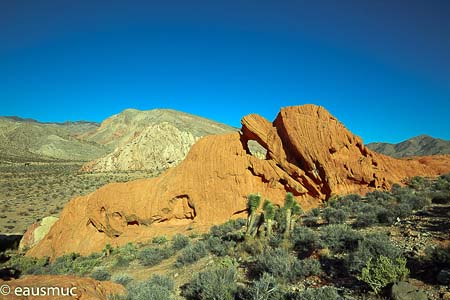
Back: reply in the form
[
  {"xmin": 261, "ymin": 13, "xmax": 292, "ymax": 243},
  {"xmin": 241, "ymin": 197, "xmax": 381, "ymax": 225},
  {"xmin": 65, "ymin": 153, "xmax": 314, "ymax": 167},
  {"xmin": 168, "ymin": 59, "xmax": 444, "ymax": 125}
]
[
  {"xmin": 0, "ymin": 275, "xmax": 125, "ymax": 300},
  {"xmin": 26, "ymin": 105, "xmax": 450, "ymax": 259}
]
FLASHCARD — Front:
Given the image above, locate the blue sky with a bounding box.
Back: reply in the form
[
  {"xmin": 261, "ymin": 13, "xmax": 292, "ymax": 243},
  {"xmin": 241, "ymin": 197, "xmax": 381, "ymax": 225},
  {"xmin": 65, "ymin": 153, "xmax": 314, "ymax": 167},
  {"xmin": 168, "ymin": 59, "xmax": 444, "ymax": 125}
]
[{"xmin": 1, "ymin": 0, "xmax": 449, "ymax": 143}]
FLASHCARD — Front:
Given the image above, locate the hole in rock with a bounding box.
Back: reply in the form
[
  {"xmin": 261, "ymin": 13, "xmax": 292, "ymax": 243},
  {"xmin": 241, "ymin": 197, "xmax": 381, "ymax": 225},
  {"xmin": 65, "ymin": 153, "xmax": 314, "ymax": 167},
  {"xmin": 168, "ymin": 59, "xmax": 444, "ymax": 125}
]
[
  {"xmin": 127, "ymin": 220, "xmax": 139, "ymax": 226},
  {"xmin": 247, "ymin": 140, "xmax": 267, "ymax": 159}
]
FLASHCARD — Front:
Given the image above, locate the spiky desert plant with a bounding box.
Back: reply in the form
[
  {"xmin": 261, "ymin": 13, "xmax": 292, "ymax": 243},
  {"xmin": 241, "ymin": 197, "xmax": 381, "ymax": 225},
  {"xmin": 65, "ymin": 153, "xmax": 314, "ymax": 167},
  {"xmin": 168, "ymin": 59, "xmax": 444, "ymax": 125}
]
[
  {"xmin": 246, "ymin": 194, "xmax": 262, "ymax": 237},
  {"xmin": 263, "ymin": 199, "xmax": 275, "ymax": 238},
  {"xmin": 283, "ymin": 192, "xmax": 301, "ymax": 239},
  {"xmin": 290, "ymin": 202, "xmax": 303, "ymax": 232}
]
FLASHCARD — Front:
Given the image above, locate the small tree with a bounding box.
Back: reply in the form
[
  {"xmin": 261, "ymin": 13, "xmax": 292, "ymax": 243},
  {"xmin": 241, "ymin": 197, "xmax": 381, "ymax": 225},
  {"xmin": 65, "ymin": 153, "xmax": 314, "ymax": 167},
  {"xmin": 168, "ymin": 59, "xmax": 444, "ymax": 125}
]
[
  {"xmin": 246, "ymin": 194, "xmax": 262, "ymax": 237},
  {"xmin": 262, "ymin": 200, "xmax": 275, "ymax": 238}
]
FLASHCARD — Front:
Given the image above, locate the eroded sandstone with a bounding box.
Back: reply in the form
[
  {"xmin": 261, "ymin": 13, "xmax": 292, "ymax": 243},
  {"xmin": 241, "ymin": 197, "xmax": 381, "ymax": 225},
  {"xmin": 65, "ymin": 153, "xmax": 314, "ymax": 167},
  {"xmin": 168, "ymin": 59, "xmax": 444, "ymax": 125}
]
[{"xmin": 26, "ymin": 105, "xmax": 450, "ymax": 259}]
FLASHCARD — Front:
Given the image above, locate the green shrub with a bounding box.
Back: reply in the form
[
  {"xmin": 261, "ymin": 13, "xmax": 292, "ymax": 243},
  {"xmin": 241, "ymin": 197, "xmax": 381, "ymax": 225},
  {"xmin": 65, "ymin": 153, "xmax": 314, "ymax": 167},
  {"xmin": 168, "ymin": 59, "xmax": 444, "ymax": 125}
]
[
  {"xmin": 49, "ymin": 252, "xmax": 102, "ymax": 275},
  {"xmin": 347, "ymin": 232, "xmax": 402, "ymax": 274},
  {"xmin": 115, "ymin": 242, "xmax": 138, "ymax": 261},
  {"xmin": 152, "ymin": 235, "xmax": 168, "ymax": 245},
  {"xmin": 323, "ymin": 207, "xmax": 348, "ymax": 224},
  {"xmin": 357, "ymin": 256, "xmax": 409, "ymax": 294},
  {"xmin": 309, "ymin": 208, "xmax": 321, "ymax": 217},
  {"xmin": 172, "ymin": 234, "xmax": 190, "ymax": 251},
  {"xmin": 354, "ymin": 211, "xmax": 378, "ymax": 228},
  {"xmin": 175, "ymin": 241, "xmax": 208, "ymax": 267},
  {"xmin": 290, "ymin": 286, "xmax": 340, "ymax": 300},
  {"xmin": 408, "ymin": 176, "xmax": 429, "ymax": 190},
  {"xmin": 182, "ymin": 266, "xmax": 238, "ymax": 300},
  {"xmin": 49, "ymin": 253, "xmax": 80, "ymax": 274},
  {"xmin": 394, "ymin": 202, "xmax": 413, "ymax": 218},
  {"xmin": 376, "ymin": 207, "xmax": 396, "ymax": 225},
  {"xmin": 204, "ymin": 236, "xmax": 235, "ymax": 257},
  {"xmin": 406, "ymin": 195, "xmax": 430, "ymax": 210},
  {"xmin": 127, "ymin": 275, "xmax": 174, "ymax": 300},
  {"xmin": 91, "ymin": 268, "xmax": 111, "ymax": 281},
  {"xmin": 252, "ymin": 248, "xmax": 300, "ymax": 282},
  {"xmin": 210, "ymin": 219, "xmax": 245, "ymax": 241},
  {"xmin": 292, "ymin": 226, "xmax": 321, "ymax": 258},
  {"xmin": 295, "ymin": 258, "xmax": 322, "ymax": 278},
  {"xmin": 431, "ymin": 192, "xmax": 450, "ymax": 204},
  {"xmin": 245, "ymin": 272, "xmax": 284, "ymax": 300},
  {"xmin": 138, "ymin": 247, "xmax": 172, "ymax": 267},
  {"xmin": 425, "ymin": 244, "xmax": 450, "ymax": 269},
  {"xmin": 112, "ymin": 274, "xmax": 134, "ymax": 286},
  {"xmin": 7, "ymin": 255, "xmax": 49, "ymax": 275},
  {"xmin": 320, "ymin": 224, "xmax": 361, "ymax": 254},
  {"xmin": 302, "ymin": 216, "xmax": 319, "ymax": 227},
  {"xmin": 113, "ymin": 256, "xmax": 130, "ymax": 268}
]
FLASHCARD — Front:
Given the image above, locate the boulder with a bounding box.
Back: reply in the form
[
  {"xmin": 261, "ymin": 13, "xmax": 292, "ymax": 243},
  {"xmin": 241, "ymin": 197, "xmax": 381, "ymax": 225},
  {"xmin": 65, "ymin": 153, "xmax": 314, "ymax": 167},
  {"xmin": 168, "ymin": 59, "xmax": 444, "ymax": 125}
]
[
  {"xmin": 0, "ymin": 275, "xmax": 125, "ymax": 300},
  {"xmin": 26, "ymin": 105, "xmax": 450, "ymax": 259},
  {"xmin": 390, "ymin": 281, "xmax": 428, "ymax": 300},
  {"xmin": 19, "ymin": 217, "xmax": 58, "ymax": 251}
]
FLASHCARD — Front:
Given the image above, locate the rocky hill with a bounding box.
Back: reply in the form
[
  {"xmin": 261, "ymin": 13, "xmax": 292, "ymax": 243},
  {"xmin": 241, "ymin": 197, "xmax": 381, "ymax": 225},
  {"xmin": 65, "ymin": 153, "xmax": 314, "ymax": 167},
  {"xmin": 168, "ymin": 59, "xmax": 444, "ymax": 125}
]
[
  {"xmin": 26, "ymin": 105, "xmax": 450, "ymax": 259},
  {"xmin": 0, "ymin": 117, "xmax": 108, "ymax": 162},
  {"xmin": 80, "ymin": 108, "xmax": 237, "ymax": 172},
  {"xmin": 367, "ymin": 135, "xmax": 450, "ymax": 158}
]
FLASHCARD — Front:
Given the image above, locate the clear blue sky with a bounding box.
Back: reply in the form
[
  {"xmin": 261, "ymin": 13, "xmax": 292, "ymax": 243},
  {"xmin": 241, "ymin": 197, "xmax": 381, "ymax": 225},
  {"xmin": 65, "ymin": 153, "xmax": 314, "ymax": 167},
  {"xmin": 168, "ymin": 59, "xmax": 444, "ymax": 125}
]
[{"xmin": 1, "ymin": 0, "xmax": 449, "ymax": 143}]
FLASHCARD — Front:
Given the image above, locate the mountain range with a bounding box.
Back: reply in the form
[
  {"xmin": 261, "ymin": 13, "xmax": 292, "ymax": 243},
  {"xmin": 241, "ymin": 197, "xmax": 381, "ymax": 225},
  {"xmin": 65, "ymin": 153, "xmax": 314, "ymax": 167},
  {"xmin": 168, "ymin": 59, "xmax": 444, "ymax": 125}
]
[
  {"xmin": 2, "ymin": 110, "xmax": 449, "ymax": 169},
  {"xmin": 367, "ymin": 135, "xmax": 450, "ymax": 158},
  {"xmin": 0, "ymin": 109, "xmax": 237, "ymax": 172},
  {"xmin": 0, "ymin": 117, "xmax": 107, "ymax": 162}
]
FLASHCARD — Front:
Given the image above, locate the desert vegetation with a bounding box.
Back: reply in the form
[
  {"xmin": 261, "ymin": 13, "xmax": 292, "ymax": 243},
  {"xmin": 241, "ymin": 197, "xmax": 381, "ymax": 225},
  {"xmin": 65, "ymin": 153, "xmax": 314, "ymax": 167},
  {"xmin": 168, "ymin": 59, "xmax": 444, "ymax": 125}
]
[
  {"xmin": 1, "ymin": 173, "xmax": 449, "ymax": 299},
  {"xmin": 0, "ymin": 162, "xmax": 160, "ymax": 233}
]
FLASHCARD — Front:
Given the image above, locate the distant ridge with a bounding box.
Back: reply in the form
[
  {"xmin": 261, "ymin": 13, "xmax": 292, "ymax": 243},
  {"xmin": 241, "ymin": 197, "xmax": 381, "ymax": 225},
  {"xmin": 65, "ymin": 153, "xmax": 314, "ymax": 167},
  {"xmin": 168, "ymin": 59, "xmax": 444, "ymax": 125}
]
[
  {"xmin": 80, "ymin": 108, "xmax": 237, "ymax": 172},
  {"xmin": 1, "ymin": 116, "xmax": 99, "ymax": 126},
  {"xmin": 367, "ymin": 135, "xmax": 450, "ymax": 158},
  {"xmin": 0, "ymin": 108, "xmax": 236, "ymax": 165},
  {"xmin": 0, "ymin": 117, "xmax": 106, "ymax": 162}
]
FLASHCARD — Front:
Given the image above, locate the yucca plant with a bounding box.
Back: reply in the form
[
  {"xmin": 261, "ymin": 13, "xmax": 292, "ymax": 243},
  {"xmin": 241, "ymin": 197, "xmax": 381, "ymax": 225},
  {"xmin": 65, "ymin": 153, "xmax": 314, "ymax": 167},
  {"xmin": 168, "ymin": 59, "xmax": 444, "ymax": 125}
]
[
  {"xmin": 262, "ymin": 199, "xmax": 275, "ymax": 238},
  {"xmin": 246, "ymin": 194, "xmax": 262, "ymax": 237}
]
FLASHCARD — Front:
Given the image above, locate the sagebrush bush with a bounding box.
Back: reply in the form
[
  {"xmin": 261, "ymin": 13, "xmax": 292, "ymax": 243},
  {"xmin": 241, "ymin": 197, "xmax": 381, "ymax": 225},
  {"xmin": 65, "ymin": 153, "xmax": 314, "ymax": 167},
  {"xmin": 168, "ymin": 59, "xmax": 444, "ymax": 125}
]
[
  {"xmin": 323, "ymin": 207, "xmax": 349, "ymax": 224},
  {"xmin": 90, "ymin": 268, "xmax": 111, "ymax": 281},
  {"xmin": 209, "ymin": 219, "xmax": 245, "ymax": 241},
  {"xmin": 292, "ymin": 226, "xmax": 321, "ymax": 258},
  {"xmin": 204, "ymin": 235, "xmax": 235, "ymax": 257},
  {"xmin": 113, "ymin": 256, "xmax": 130, "ymax": 268},
  {"xmin": 175, "ymin": 241, "xmax": 208, "ymax": 267},
  {"xmin": 115, "ymin": 242, "xmax": 137, "ymax": 261},
  {"xmin": 295, "ymin": 258, "xmax": 322, "ymax": 278},
  {"xmin": 49, "ymin": 252, "xmax": 102, "ymax": 275},
  {"xmin": 393, "ymin": 201, "xmax": 413, "ymax": 219},
  {"xmin": 172, "ymin": 234, "xmax": 190, "ymax": 251},
  {"xmin": 138, "ymin": 247, "xmax": 172, "ymax": 267},
  {"xmin": 112, "ymin": 274, "xmax": 134, "ymax": 286},
  {"xmin": 290, "ymin": 286, "xmax": 340, "ymax": 300},
  {"xmin": 358, "ymin": 256, "xmax": 409, "ymax": 294},
  {"xmin": 127, "ymin": 275, "xmax": 174, "ymax": 300},
  {"xmin": 252, "ymin": 248, "xmax": 300, "ymax": 282},
  {"xmin": 7, "ymin": 254, "xmax": 48, "ymax": 275},
  {"xmin": 376, "ymin": 207, "xmax": 396, "ymax": 225},
  {"xmin": 425, "ymin": 244, "xmax": 450, "ymax": 269},
  {"xmin": 182, "ymin": 266, "xmax": 238, "ymax": 300},
  {"xmin": 244, "ymin": 272, "xmax": 284, "ymax": 300},
  {"xmin": 431, "ymin": 192, "xmax": 450, "ymax": 204},
  {"xmin": 320, "ymin": 224, "xmax": 361, "ymax": 254},
  {"xmin": 152, "ymin": 235, "xmax": 168, "ymax": 245},
  {"xmin": 346, "ymin": 232, "xmax": 402, "ymax": 274},
  {"xmin": 406, "ymin": 195, "xmax": 430, "ymax": 210}
]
